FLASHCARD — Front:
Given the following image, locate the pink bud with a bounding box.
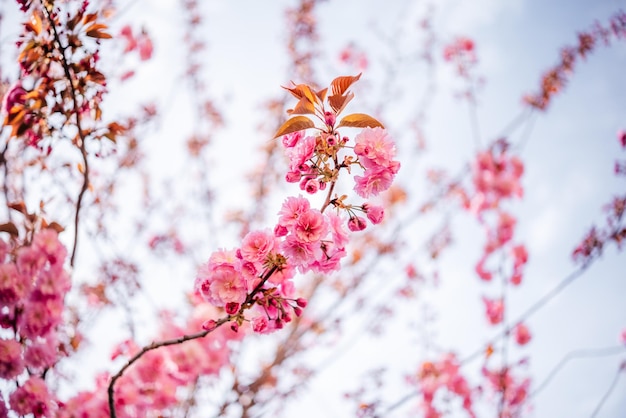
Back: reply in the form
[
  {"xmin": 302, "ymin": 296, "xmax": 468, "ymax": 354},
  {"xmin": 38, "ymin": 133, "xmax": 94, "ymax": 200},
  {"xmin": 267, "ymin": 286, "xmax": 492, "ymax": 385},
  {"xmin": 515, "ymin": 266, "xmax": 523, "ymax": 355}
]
[
  {"xmin": 296, "ymin": 297, "xmax": 307, "ymax": 308},
  {"xmin": 225, "ymin": 302, "xmax": 240, "ymax": 315},
  {"xmin": 304, "ymin": 178, "xmax": 319, "ymax": 194},
  {"xmin": 514, "ymin": 323, "xmax": 532, "ymax": 345},
  {"xmin": 274, "ymin": 224, "xmax": 288, "ymax": 237},
  {"xmin": 286, "ymin": 171, "xmax": 301, "ymax": 183},
  {"xmin": 324, "ymin": 111, "xmax": 336, "ymax": 127},
  {"xmin": 618, "ymin": 130, "xmax": 626, "ymax": 148},
  {"xmin": 202, "ymin": 319, "xmax": 217, "ymax": 331},
  {"xmin": 348, "ymin": 216, "xmax": 367, "ymax": 232},
  {"xmin": 282, "ymin": 131, "xmax": 303, "ymax": 148}
]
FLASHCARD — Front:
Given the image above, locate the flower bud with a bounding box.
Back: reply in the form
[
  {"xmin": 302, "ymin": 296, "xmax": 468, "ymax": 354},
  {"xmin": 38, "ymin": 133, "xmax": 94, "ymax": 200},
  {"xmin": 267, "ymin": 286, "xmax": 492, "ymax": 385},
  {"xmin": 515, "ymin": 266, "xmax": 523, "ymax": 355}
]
[
  {"xmin": 348, "ymin": 216, "xmax": 367, "ymax": 232},
  {"xmin": 285, "ymin": 171, "xmax": 301, "ymax": 183},
  {"xmin": 225, "ymin": 302, "xmax": 240, "ymax": 315},
  {"xmin": 202, "ymin": 319, "xmax": 217, "ymax": 331},
  {"xmin": 324, "ymin": 111, "xmax": 336, "ymax": 127}
]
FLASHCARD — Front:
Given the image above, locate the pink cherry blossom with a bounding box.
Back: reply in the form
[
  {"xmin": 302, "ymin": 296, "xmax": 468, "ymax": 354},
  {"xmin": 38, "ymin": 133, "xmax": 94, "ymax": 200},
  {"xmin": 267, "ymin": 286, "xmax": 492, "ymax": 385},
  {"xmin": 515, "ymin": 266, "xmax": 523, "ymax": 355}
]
[
  {"xmin": 354, "ymin": 127, "xmax": 397, "ymax": 167},
  {"xmin": 32, "ymin": 228, "xmax": 67, "ymax": 269},
  {"xmin": 252, "ymin": 316, "xmax": 273, "ymax": 334},
  {"xmin": 482, "ymin": 366, "xmax": 530, "ymax": 415},
  {"xmin": 137, "ymin": 35, "xmax": 153, "ymax": 61},
  {"xmin": 293, "ymin": 208, "xmax": 328, "ymax": 243},
  {"xmin": 281, "ymin": 235, "xmax": 320, "ymax": 270},
  {"xmin": 415, "ymin": 354, "xmax": 475, "ymax": 418},
  {"xmin": 475, "ymin": 256, "xmax": 492, "ymax": 281},
  {"xmin": 195, "ymin": 255, "xmax": 248, "ymax": 307},
  {"xmin": 303, "ymin": 178, "xmax": 319, "ymax": 194},
  {"xmin": 285, "ymin": 170, "xmax": 301, "ymax": 183},
  {"xmin": 471, "ymin": 146, "xmax": 524, "ymax": 213},
  {"xmin": 9, "ymin": 376, "xmax": 54, "ymax": 417},
  {"xmin": 363, "ymin": 204, "xmax": 384, "ymax": 224},
  {"xmin": 311, "ymin": 245, "xmax": 346, "ymax": 273},
  {"xmin": 354, "ymin": 166, "xmax": 396, "ymax": 198},
  {"xmin": 0, "ymin": 338, "xmax": 24, "ymax": 379},
  {"xmin": 619, "ymin": 130, "xmax": 626, "ymax": 148},
  {"xmin": 495, "ymin": 212, "xmax": 516, "ymax": 246},
  {"xmin": 514, "ymin": 323, "xmax": 532, "ymax": 345},
  {"xmin": 282, "ymin": 130, "xmax": 303, "ymax": 148},
  {"xmin": 286, "ymin": 135, "xmax": 316, "ymax": 171},
  {"xmin": 0, "ymin": 263, "xmax": 25, "ymax": 306},
  {"xmin": 483, "ymin": 296, "xmax": 504, "ymax": 325},
  {"xmin": 278, "ymin": 196, "xmax": 311, "ymax": 228},
  {"xmin": 24, "ymin": 335, "xmax": 58, "ymax": 371},
  {"xmin": 240, "ymin": 229, "xmax": 276, "ymax": 263},
  {"xmin": 327, "ymin": 212, "xmax": 349, "ymax": 248}
]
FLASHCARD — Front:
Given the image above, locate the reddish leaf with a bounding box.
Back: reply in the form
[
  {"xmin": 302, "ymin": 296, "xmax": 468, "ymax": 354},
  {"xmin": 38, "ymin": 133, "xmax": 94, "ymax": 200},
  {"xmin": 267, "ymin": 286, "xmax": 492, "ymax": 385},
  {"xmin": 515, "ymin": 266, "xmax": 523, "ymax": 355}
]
[
  {"xmin": 8, "ymin": 202, "xmax": 27, "ymax": 215},
  {"xmin": 328, "ymin": 91, "xmax": 354, "ymax": 115},
  {"xmin": 330, "ymin": 73, "xmax": 361, "ymax": 96},
  {"xmin": 82, "ymin": 13, "xmax": 98, "ymax": 25},
  {"xmin": 0, "ymin": 222, "xmax": 19, "ymax": 236},
  {"xmin": 287, "ymin": 96, "xmax": 316, "ymax": 115},
  {"xmin": 337, "ymin": 113, "xmax": 384, "ymax": 129},
  {"xmin": 316, "ymin": 88, "xmax": 328, "ymax": 102},
  {"xmin": 86, "ymin": 23, "xmax": 112, "ymax": 39},
  {"xmin": 273, "ymin": 116, "xmax": 315, "ymax": 138},
  {"xmin": 24, "ymin": 13, "xmax": 42, "ymax": 35},
  {"xmin": 47, "ymin": 222, "xmax": 65, "ymax": 233}
]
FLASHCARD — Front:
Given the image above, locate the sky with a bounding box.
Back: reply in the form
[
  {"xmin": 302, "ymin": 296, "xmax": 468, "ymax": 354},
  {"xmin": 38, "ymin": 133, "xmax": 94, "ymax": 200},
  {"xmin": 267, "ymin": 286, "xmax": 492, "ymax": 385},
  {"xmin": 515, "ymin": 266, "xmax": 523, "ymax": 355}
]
[{"xmin": 1, "ymin": 0, "xmax": 626, "ymax": 417}]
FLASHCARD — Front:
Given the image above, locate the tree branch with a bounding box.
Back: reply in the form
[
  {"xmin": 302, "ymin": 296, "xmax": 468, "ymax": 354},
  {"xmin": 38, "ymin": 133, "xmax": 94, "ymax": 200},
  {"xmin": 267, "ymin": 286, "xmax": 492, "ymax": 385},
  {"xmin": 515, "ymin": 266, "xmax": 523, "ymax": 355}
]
[
  {"xmin": 107, "ymin": 265, "xmax": 278, "ymax": 417},
  {"xmin": 530, "ymin": 345, "xmax": 626, "ymax": 400},
  {"xmin": 107, "ymin": 315, "xmax": 231, "ymax": 417},
  {"xmin": 43, "ymin": 4, "xmax": 90, "ymax": 267}
]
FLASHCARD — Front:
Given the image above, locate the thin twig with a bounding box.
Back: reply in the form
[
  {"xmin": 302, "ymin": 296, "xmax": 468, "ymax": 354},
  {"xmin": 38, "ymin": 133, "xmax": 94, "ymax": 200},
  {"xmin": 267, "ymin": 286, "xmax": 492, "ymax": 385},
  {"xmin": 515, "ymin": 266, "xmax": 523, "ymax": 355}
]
[
  {"xmin": 461, "ymin": 263, "xmax": 591, "ymax": 365},
  {"xmin": 0, "ymin": 143, "xmax": 11, "ymax": 221},
  {"xmin": 380, "ymin": 263, "xmax": 594, "ymax": 415},
  {"xmin": 530, "ymin": 345, "xmax": 626, "ymax": 400},
  {"xmin": 590, "ymin": 361, "xmax": 625, "ymax": 418}
]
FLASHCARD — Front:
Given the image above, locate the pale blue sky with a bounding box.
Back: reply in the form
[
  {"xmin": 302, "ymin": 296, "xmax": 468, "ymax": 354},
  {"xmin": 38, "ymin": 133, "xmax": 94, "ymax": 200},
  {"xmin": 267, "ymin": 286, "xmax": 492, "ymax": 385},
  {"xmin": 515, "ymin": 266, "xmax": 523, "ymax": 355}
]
[{"xmin": 1, "ymin": 0, "xmax": 625, "ymax": 417}]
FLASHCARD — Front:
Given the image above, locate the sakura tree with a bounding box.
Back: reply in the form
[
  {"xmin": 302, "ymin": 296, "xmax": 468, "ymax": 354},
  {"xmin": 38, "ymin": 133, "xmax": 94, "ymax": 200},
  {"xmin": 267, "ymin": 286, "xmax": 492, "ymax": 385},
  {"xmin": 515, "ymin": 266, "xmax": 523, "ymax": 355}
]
[{"xmin": 0, "ymin": 1, "xmax": 625, "ymax": 417}]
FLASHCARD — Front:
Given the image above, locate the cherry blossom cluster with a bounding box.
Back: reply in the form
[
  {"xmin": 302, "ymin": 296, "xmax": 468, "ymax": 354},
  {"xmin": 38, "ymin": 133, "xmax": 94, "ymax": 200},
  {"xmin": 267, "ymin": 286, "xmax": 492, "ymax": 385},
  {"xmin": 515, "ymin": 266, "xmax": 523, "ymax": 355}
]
[
  {"xmin": 442, "ymin": 36, "xmax": 477, "ymax": 78},
  {"xmin": 466, "ymin": 141, "xmax": 528, "ymax": 283},
  {"xmin": 0, "ymin": 229, "xmax": 70, "ymax": 416},
  {"xmin": 338, "ymin": 43, "xmax": 369, "ymax": 71},
  {"xmin": 118, "ymin": 24, "xmax": 154, "ymax": 81},
  {"xmin": 119, "ymin": 25, "xmax": 153, "ymax": 61},
  {"xmin": 411, "ymin": 354, "xmax": 475, "ymax": 418},
  {"xmin": 524, "ymin": 10, "xmax": 626, "ymax": 110},
  {"xmin": 195, "ymin": 75, "xmax": 400, "ymax": 333},
  {"xmin": 572, "ymin": 130, "xmax": 626, "ymax": 264},
  {"xmin": 481, "ymin": 365, "xmax": 531, "ymax": 417},
  {"xmin": 458, "ymin": 140, "xmax": 531, "ymax": 345}
]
